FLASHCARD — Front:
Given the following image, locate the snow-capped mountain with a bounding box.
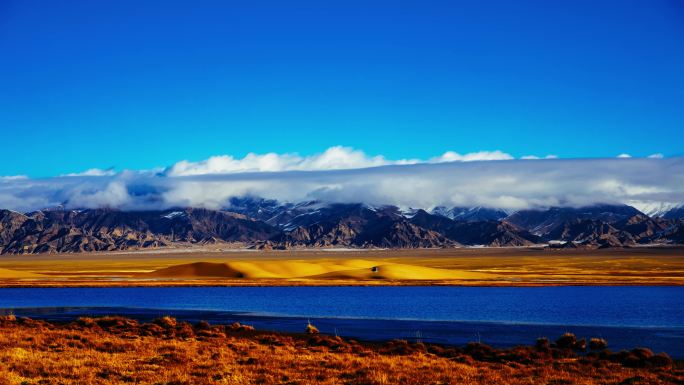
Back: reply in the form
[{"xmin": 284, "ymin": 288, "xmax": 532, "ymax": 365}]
[
  {"xmin": 3, "ymin": 199, "xmax": 683, "ymax": 254},
  {"xmin": 430, "ymin": 206, "xmax": 511, "ymax": 222}
]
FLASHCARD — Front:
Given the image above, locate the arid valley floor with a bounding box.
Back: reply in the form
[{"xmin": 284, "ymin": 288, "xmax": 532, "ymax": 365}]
[{"xmin": 0, "ymin": 246, "xmax": 682, "ymax": 287}]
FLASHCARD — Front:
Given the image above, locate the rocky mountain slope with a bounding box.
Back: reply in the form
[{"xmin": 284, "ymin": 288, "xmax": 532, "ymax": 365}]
[
  {"xmin": 505, "ymin": 205, "xmax": 643, "ymax": 235},
  {"xmin": 0, "ymin": 208, "xmax": 278, "ymax": 254},
  {"xmin": 272, "ymin": 204, "xmax": 458, "ymax": 248},
  {"xmin": 663, "ymin": 206, "xmax": 684, "ymax": 220},
  {"xmin": 409, "ymin": 210, "xmax": 538, "ymax": 246}
]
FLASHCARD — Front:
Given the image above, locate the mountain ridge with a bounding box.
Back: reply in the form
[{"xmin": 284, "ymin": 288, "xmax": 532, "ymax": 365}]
[{"xmin": 1, "ymin": 202, "xmax": 683, "ymax": 254}]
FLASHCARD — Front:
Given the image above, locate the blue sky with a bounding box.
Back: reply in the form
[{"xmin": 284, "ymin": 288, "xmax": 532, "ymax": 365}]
[{"xmin": 1, "ymin": 0, "xmax": 683, "ymax": 177}]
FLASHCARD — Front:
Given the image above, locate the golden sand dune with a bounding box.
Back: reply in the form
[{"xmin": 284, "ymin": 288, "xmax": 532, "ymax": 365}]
[
  {"xmin": 0, "ymin": 268, "xmax": 42, "ymax": 279},
  {"xmin": 142, "ymin": 262, "xmax": 246, "ymax": 278},
  {"xmin": 309, "ymin": 263, "xmax": 491, "ymax": 280},
  {"xmin": 141, "ymin": 260, "xmax": 489, "ymax": 281}
]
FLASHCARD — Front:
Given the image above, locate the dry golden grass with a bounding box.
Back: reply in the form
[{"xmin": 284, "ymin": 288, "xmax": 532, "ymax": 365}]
[
  {"xmin": 0, "ymin": 315, "xmax": 680, "ymax": 385},
  {"xmin": 0, "ymin": 246, "xmax": 682, "ymax": 287}
]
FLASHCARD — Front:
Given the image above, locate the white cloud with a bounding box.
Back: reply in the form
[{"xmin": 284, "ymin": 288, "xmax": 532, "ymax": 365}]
[
  {"xmin": 296, "ymin": 146, "xmax": 393, "ymax": 170},
  {"xmin": 617, "ymin": 153, "xmax": 632, "ymax": 158},
  {"xmin": 165, "ymin": 147, "xmax": 513, "ymax": 176},
  {"xmin": 166, "ymin": 146, "xmax": 394, "ymax": 176},
  {"xmin": 648, "ymin": 153, "xmax": 664, "ymax": 159},
  {"xmin": 0, "ymin": 148, "xmax": 680, "ymax": 213},
  {"xmin": 429, "ymin": 150, "xmax": 513, "ymax": 163},
  {"xmin": 63, "ymin": 180, "xmax": 131, "ymax": 208},
  {"xmin": 0, "ymin": 175, "xmax": 28, "ymax": 181},
  {"xmin": 63, "ymin": 168, "xmax": 117, "ymax": 177},
  {"xmin": 498, "ymin": 154, "xmax": 558, "ymax": 160}
]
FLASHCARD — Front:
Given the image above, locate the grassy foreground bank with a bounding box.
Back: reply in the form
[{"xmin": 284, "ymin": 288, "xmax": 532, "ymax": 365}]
[{"xmin": 0, "ymin": 315, "xmax": 681, "ymax": 384}]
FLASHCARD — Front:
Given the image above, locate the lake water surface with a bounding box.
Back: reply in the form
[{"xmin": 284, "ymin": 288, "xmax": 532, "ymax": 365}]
[{"xmin": 1, "ymin": 286, "xmax": 682, "ymax": 357}]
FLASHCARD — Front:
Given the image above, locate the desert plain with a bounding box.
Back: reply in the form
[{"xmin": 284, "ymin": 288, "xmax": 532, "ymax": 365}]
[{"xmin": 0, "ymin": 246, "xmax": 682, "ymax": 287}]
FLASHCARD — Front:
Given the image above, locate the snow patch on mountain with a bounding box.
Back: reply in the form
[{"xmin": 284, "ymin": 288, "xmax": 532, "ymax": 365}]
[
  {"xmin": 628, "ymin": 201, "xmax": 681, "ymax": 217},
  {"xmin": 163, "ymin": 211, "xmax": 186, "ymax": 219}
]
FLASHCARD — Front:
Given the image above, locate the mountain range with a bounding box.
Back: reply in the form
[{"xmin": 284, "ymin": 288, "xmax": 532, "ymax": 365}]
[{"xmin": 0, "ymin": 199, "xmax": 683, "ymax": 254}]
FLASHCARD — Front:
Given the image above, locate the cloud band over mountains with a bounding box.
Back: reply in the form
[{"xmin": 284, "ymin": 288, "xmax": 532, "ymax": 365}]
[{"xmin": 2, "ymin": 147, "xmax": 683, "ymax": 213}]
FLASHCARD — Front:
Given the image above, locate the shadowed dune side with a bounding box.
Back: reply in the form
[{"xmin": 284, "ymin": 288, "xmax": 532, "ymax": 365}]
[
  {"xmin": 138, "ymin": 260, "xmax": 491, "ymax": 281},
  {"xmin": 141, "ymin": 262, "xmax": 247, "ymax": 278}
]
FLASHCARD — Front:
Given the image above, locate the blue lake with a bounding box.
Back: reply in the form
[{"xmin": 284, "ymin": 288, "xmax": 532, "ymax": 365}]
[{"xmin": 1, "ymin": 286, "xmax": 683, "ymax": 357}]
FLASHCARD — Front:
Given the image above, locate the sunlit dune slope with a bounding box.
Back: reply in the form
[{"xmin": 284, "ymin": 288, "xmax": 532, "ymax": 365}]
[
  {"xmin": 140, "ymin": 260, "xmax": 488, "ymax": 280},
  {"xmin": 308, "ymin": 263, "xmax": 490, "ymax": 280},
  {"xmin": 0, "ymin": 268, "xmax": 42, "ymax": 279}
]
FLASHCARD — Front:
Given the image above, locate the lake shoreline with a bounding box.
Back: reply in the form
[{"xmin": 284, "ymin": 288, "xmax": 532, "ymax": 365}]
[
  {"xmin": 1, "ymin": 286, "xmax": 682, "ymax": 356},
  {"xmin": 3, "ymin": 299, "xmax": 683, "ymax": 358},
  {"xmin": 3, "ymin": 280, "xmax": 684, "ymax": 288}
]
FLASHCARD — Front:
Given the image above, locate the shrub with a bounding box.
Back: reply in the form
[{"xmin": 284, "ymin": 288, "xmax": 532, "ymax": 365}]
[
  {"xmin": 197, "ymin": 328, "xmax": 224, "ymax": 338},
  {"xmin": 17, "ymin": 317, "xmax": 41, "ymax": 326},
  {"xmin": 609, "ymin": 350, "xmax": 629, "ymax": 363},
  {"xmin": 382, "ymin": 340, "xmax": 412, "ymax": 355},
  {"xmin": 141, "ymin": 323, "xmax": 165, "ymax": 336},
  {"xmin": 427, "ymin": 344, "xmax": 446, "ymax": 356},
  {"xmin": 555, "ymin": 333, "xmax": 577, "ymax": 349},
  {"xmin": 176, "ymin": 322, "xmax": 195, "ymax": 338},
  {"xmin": 153, "ymin": 316, "xmax": 177, "ymax": 329},
  {"xmin": 259, "ymin": 334, "xmax": 285, "ymax": 346},
  {"xmin": 621, "ymin": 352, "xmax": 643, "ymax": 368},
  {"xmin": 505, "ymin": 347, "xmax": 534, "ymax": 364},
  {"xmin": 95, "ymin": 316, "xmax": 138, "ymax": 330},
  {"xmin": 307, "ymin": 335, "xmax": 346, "ymax": 349},
  {"xmin": 630, "ymin": 348, "xmax": 654, "ymax": 360},
  {"xmin": 228, "ymin": 322, "xmax": 255, "ymax": 332},
  {"xmin": 649, "ymin": 352, "xmax": 672, "ymax": 367},
  {"xmin": 464, "ymin": 342, "xmax": 497, "ymax": 361},
  {"xmin": 77, "ymin": 317, "xmax": 97, "ymax": 327},
  {"xmin": 536, "ymin": 337, "xmax": 550, "ymax": 349},
  {"xmin": 589, "ymin": 338, "xmax": 608, "ymax": 350}
]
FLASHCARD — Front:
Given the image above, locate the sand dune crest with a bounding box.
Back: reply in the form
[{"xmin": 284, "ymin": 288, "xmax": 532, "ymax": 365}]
[
  {"xmin": 142, "ymin": 262, "xmax": 246, "ymax": 278},
  {"xmin": 141, "ymin": 260, "xmax": 490, "ymax": 281}
]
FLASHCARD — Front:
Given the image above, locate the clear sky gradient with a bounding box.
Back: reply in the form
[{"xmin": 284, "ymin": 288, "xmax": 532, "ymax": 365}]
[{"xmin": 1, "ymin": 0, "xmax": 683, "ymax": 177}]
